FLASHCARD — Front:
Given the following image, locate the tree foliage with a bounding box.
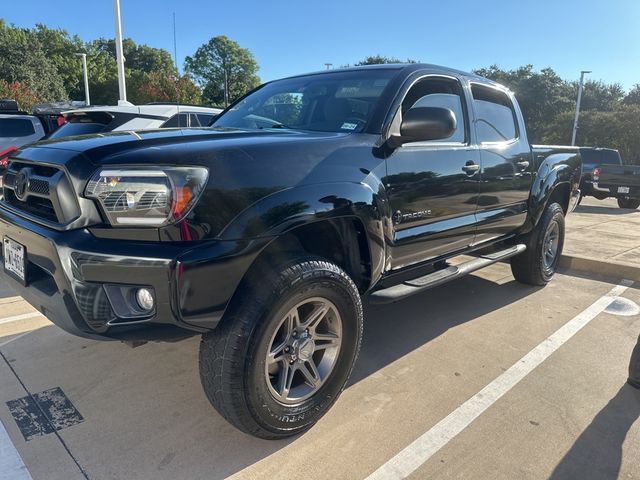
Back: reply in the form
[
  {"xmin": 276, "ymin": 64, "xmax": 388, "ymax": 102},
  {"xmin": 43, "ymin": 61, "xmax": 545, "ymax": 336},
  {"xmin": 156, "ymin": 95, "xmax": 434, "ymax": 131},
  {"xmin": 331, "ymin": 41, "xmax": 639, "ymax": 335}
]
[
  {"xmin": 475, "ymin": 64, "xmax": 640, "ymax": 164},
  {"xmin": 129, "ymin": 71, "xmax": 201, "ymax": 105},
  {"xmin": 185, "ymin": 35, "xmax": 259, "ymax": 107},
  {"xmin": 0, "ymin": 80, "xmax": 40, "ymax": 111},
  {"xmin": 354, "ymin": 55, "xmax": 417, "ymax": 65},
  {"xmin": 0, "ymin": 20, "xmax": 67, "ymax": 102},
  {"xmin": 0, "ymin": 19, "xmax": 200, "ymax": 107}
]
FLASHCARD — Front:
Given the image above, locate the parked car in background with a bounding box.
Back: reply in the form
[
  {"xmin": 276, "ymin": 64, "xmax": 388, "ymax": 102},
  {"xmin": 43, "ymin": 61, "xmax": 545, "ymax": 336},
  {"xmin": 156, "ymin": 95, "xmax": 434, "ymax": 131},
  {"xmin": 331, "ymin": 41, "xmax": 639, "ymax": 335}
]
[
  {"xmin": 0, "ymin": 99, "xmax": 67, "ymax": 186},
  {"xmin": 579, "ymin": 147, "xmax": 640, "ymax": 209},
  {"xmin": 0, "ymin": 64, "xmax": 581, "ymax": 439},
  {"xmin": 47, "ymin": 103, "xmax": 222, "ymax": 140}
]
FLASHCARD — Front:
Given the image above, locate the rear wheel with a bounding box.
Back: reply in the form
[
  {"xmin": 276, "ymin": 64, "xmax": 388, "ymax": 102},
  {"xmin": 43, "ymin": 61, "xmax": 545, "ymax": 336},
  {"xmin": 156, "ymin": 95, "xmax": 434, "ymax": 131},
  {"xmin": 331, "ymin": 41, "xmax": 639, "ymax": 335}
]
[
  {"xmin": 199, "ymin": 257, "xmax": 363, "ymax": 439},
  {"xmin": 618, "ymin": 198, "xmax": 640, "ymax": 209},
  {"xmin": 511, "ymin": 202, "xmax": 565, "ymax": 286}
]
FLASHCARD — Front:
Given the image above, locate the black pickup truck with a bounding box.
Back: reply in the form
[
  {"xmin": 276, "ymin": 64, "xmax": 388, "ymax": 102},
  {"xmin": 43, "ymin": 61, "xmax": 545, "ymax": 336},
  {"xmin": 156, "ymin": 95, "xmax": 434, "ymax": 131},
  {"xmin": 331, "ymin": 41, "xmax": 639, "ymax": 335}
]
[
  {"xmin": 580, "ymin": 147, "xmax": 640, "ymax": 209},
  {"xmin": 0, "ymin": 64, "xmax": 581, "ymax": 438}
]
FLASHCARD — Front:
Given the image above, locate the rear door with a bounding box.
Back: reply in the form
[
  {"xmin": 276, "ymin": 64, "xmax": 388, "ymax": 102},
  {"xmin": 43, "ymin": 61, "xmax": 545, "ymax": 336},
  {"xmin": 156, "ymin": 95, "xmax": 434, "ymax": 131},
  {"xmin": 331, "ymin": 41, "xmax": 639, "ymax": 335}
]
[
  {"xmin": 385, "ymin": 75, "xmax": 481, "ymax": 269},
  {"xmin": 471, "ymin": 84, "xmax": 533, "ymax": 244}
]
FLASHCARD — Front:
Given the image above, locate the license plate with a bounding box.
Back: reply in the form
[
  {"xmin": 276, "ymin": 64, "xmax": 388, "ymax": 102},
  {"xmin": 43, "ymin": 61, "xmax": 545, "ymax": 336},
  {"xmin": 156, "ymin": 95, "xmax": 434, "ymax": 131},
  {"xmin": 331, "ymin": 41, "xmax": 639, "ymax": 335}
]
[
  {"xmin": 618, "ymin": 186, "xmax": 630, "ymax": 194},
  {"xmin": 3, "ymin": 237, "xmax": 26, "ymax": 283}
]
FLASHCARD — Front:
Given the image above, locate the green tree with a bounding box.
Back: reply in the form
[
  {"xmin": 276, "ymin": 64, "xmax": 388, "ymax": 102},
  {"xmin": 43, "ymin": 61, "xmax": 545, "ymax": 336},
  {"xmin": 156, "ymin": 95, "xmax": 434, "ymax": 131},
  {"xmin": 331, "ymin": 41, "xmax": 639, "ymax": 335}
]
[
  {"xmin": 31, "ymin": 24, "xmax": 86, "ymax": 99},
  {"xmin": 185, "ymin": 35, "xmax": 259, "ymax": 106},
  {"xmin": 0, "ymin": 20, "xmax": 67, "ymax": 102},
  {"xmin": 90, "ymin": 37, "xmax": 176, "ymax": 74},
  {"xmin": 543, "ymin": 106, "xmax": 640, "ymax": 165},
  {"xmin": 354, "ymin": 55, "xmax": 417, "ymax": 65},
  {"xmin": 623, "ymin": 84, "xmax": 640, "ymax": 105},
  {"xmin": 576, "ymin": 80, "xmax": 625, "ymax": 112},
  {"xmin": 129, "ymin": 70, "xmax": 201, "ymax": 105},
  {"xmin": 474, "ymin": 65, "xmax": 574, "ymax": 143}
]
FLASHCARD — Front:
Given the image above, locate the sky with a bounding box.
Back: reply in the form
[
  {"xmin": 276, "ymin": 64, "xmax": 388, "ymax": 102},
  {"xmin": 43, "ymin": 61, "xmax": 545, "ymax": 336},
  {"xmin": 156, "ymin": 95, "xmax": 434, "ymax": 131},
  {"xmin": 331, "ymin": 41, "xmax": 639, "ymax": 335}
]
[{"xmin": 3, "ymin": 0, "xmax": 640, "ymax": 90}]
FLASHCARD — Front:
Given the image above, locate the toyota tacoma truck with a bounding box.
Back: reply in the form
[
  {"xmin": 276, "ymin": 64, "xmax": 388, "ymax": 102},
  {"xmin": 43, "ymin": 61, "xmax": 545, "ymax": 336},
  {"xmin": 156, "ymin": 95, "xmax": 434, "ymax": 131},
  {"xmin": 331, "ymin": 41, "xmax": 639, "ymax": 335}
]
[{"xmin": 0, "ymin": 64, "xmax": 581, "ymax": 439}]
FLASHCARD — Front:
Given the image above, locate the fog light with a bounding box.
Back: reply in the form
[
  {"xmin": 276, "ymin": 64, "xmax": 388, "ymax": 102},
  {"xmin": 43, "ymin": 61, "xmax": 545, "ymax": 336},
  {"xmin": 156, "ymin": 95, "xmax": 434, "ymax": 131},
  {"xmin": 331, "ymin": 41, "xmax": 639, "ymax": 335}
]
[{"xmin": 136, "ymin": 288, "xmax": 154, "ymax": 311}]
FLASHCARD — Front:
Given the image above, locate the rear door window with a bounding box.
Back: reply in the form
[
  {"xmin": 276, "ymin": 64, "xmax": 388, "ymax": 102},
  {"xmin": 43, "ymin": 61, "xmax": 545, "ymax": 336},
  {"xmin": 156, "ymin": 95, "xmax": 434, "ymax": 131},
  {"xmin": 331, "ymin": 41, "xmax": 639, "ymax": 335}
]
[
  {"xmin": 0, "ymin": 118, "xmax": 36, "ymax": 137},
  {"xmin": 472, "ymin": 85, "xmax": 518, "ymax": 143}
]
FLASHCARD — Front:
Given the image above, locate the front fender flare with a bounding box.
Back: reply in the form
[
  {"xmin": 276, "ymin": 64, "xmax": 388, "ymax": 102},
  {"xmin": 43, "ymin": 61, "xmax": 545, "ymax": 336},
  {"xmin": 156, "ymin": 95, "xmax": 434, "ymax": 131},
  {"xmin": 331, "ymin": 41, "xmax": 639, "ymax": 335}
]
[{"xmin": 218, "ymin": 181, "xmax": 389, "ymax": 285}]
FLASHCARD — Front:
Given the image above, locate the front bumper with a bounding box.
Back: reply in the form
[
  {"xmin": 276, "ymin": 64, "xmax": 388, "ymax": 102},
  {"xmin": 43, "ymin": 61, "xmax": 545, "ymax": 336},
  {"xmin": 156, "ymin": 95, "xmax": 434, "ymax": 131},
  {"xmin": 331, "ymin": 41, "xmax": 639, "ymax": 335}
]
[{"xmin": 0, "ymin": 207, "xmax": 266, "ymax": 341}]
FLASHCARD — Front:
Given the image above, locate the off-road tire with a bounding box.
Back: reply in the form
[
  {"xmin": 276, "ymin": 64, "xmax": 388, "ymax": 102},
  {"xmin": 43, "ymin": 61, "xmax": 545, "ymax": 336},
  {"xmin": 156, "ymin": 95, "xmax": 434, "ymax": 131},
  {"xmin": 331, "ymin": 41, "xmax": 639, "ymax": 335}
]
[
  {"xmin": 199, "ymin": 257, "xmax": 363, "ymax": 439},
  {"xmin": 511, "ymin": 202, "xmax": 565, "ymax": 286}
]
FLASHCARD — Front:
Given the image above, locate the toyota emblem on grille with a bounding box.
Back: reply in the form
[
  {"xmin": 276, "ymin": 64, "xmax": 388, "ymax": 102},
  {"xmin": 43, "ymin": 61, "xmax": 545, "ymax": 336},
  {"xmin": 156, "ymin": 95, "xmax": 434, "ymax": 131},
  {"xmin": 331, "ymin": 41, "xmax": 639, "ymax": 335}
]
[{"xmin": 14, "ymin": 168, "xmax": 30, "ymax": 201}]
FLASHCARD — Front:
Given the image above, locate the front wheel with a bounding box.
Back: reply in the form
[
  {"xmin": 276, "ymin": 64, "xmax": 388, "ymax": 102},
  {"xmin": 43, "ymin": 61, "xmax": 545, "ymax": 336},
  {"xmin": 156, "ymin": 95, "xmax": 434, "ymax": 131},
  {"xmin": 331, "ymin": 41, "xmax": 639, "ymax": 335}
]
[
  {"xmin": 618, "ymin": 198, "xmax": 640, "ymax": 209},
  {"xmin": 511, "ymin": 202, "xmax": 565, "ymax": 286},
  {"xmin": 199, "ymin": 257, "xmax": 363, "ymax": 439}
]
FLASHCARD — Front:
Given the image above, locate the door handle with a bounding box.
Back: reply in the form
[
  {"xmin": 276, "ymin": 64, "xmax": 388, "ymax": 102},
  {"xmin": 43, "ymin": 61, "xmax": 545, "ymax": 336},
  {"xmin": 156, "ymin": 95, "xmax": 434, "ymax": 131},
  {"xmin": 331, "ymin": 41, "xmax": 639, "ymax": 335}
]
[
  {"xmin": 462, "ymin": 163, "xmax": 480, "ymax": 174},
  {"xmin": 517, "ymin": 160, "xmax": 530, "ymax": 169}
]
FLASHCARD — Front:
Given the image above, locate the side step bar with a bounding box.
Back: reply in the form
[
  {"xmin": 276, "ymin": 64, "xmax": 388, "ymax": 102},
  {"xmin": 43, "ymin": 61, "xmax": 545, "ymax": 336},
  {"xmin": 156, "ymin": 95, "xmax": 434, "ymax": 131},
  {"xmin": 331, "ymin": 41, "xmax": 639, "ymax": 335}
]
[{"xmin": 369, "ymin": 244, "xmax": 526, "ymax": 304}]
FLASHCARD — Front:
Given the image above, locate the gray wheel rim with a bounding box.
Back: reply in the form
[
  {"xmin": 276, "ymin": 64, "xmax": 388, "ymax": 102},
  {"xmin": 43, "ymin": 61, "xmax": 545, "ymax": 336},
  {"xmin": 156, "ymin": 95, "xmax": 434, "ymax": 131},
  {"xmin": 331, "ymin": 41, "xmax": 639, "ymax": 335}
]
[
  {"xmin": 543, "ymin": 221, "xmax": 560, "ymax": 269},
  {"xmin": 265, "ymin": 297, "xmax": 342, "ymax": 405}
]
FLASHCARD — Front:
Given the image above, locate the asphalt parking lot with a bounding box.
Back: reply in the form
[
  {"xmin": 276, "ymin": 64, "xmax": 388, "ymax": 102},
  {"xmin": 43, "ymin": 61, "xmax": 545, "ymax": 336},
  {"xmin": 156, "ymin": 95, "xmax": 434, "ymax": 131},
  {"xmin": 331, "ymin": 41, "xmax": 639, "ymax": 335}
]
[{"xmin": 1, "ymin": 260, "xmax": 639, "ymax": 480}]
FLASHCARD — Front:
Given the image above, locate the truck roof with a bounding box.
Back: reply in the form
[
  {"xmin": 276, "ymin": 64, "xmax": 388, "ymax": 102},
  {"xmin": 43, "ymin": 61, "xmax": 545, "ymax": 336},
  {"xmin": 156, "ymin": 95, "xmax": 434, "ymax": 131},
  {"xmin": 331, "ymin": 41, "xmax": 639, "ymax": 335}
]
[{"xmin": 281, "ymin": 63, "xmax": 501, "ymax": 88}]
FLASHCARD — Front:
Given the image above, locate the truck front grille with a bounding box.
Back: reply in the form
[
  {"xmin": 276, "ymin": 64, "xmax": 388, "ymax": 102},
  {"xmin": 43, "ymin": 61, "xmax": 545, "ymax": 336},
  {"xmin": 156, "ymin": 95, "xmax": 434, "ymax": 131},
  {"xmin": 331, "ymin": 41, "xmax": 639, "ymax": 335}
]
[{"xmin": 1, "ymin": 160, "xmax": 81, "ymax": 226}]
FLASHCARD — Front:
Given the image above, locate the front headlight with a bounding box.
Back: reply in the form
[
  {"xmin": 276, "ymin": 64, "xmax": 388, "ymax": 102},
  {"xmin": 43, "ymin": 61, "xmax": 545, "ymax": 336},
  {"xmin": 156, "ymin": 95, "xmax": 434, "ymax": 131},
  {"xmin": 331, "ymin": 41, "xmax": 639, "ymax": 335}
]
[{"xmin": 85, "ymin": 167, "xmax": 209, "ymax": 227}]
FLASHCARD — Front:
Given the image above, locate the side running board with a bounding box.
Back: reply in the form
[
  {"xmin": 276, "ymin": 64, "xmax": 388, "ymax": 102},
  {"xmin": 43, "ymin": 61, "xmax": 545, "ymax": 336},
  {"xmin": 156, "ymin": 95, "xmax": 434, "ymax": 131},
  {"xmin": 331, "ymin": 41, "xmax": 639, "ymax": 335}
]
[{"xmin": 369, "ymin": 244, "xmax": 526, "ymax": 304}]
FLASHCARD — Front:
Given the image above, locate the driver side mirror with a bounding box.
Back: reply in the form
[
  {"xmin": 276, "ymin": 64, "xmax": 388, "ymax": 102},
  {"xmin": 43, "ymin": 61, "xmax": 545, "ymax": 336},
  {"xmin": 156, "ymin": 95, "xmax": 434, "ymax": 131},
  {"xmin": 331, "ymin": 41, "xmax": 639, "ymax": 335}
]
[{"xmin": 389, "ymin": 107, "xmax": 456, "ymax": 147}]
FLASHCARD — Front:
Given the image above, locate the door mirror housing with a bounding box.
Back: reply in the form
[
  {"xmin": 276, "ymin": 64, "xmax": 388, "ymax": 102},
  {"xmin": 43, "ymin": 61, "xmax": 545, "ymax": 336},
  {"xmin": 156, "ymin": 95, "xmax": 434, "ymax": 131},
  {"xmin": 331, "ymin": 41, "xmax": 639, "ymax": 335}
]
[{"xmin": 389, "ymin": 107, "xmax": 456, "ymax": 147}]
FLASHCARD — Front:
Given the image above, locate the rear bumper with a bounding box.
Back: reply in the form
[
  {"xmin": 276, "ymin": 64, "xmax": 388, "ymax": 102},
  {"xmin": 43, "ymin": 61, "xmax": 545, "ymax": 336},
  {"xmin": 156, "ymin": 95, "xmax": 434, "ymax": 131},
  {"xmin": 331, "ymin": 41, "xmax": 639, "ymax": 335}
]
[
  {"xmin": 0, "ymin": 207, "xmax": 266, "ymax": 341},
  {"xmin": 589, "ymin": 181, "xmax": 640, "ymax": 199}
]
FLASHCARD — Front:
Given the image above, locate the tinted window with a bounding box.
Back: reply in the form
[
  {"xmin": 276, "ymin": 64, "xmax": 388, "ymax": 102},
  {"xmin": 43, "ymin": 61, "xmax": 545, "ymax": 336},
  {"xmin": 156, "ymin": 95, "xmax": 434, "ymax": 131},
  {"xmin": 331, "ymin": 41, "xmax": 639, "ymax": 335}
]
[
  {"xmin": 580, "ymin": 149, "xmax": 602, "ymax": 169},
  {"xmin": 213, "ymin": 69, "xmax": 397, "ymax": 133},
  {"xmin": 162, "ymin": 113, "xmax": 188, "ymax": 128},
  {"xmin": 401, "ymin": 78, "xmax": 467, "ymax": 143},
  {"xmin": 47, "ymin": 122, "xmax": 106, "ymax": 138},
  {"xmin": 602, "ymin": 149, "xmax": 623, "ymax": 165},
  {"xmin": 472, "ymin": 85, "xmax": 517, "ymax": 142},
  {"xmin": 190, "ymin": 113, "xmax": 216, "ymax": 127},
  {"xmin": 0, "ymin": 118, "xmax": 35, "ymax": 137}
]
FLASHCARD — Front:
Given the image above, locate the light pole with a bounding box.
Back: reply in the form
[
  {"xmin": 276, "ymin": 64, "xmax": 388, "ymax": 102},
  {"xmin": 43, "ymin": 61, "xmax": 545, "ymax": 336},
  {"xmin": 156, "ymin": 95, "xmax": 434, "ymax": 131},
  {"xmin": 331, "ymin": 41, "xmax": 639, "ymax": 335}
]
[
  {"xmin": 112, "ymin": 0, "xmax": 127, "ymax": 103},
  {"xmin": 75, "ymin": 53, "xmax": 90, "ymax": 106},
  {"xmin": 571, "ymin": 70, "xmax": 591, "ymax": 146},
  {"xmin": 324, "ymin": 63, "xmax": 333, "ymax": 70}
]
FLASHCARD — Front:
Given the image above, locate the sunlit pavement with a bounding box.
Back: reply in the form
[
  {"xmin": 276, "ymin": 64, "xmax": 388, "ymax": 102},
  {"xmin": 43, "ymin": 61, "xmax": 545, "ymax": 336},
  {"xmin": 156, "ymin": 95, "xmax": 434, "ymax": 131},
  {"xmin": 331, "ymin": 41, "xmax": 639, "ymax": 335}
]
[{"xmin": 0, "ymin": 263, "xmax": 639, "ymax": 480}]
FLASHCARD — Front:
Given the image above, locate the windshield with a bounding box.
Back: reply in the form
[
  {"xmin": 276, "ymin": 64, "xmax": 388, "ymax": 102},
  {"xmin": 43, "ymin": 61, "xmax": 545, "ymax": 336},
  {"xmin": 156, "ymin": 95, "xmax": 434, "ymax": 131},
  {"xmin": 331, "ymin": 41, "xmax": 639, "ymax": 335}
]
[{"xmin": 213, "ymin": 69, "xmax": 398, "ymax": 133}]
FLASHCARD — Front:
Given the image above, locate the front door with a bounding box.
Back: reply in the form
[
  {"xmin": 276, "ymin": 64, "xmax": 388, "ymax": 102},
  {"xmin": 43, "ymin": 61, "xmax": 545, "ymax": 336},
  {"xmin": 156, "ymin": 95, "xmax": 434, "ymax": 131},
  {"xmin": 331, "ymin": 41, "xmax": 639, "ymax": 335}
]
[{"xmin": 385, "ymin": 76, "xmax": 481, "ymax": 269}]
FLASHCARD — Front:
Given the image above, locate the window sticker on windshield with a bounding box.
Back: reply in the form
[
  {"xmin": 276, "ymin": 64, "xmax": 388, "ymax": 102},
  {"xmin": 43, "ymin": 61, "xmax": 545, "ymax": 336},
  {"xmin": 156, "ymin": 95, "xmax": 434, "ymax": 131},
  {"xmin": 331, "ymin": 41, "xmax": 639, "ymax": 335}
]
[{"xmin": 340, "ymin": 122, "xmax": 358, "ymax": 130}]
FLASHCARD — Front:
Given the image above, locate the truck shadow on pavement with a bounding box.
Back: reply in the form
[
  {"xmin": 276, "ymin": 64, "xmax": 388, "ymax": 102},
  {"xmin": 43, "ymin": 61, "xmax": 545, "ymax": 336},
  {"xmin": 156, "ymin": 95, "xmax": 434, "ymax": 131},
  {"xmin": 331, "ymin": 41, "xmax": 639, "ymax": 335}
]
[
  {"xmin": 548, "ymin": 384, "xmax": 640, "ymax": 480},
  {"xmin": 351, "ymin": 274, "xmax": 538, "ymax": 385},
  {"xmin": 574, "ymin": 205, "xmax": 638, "ymax": 216}
]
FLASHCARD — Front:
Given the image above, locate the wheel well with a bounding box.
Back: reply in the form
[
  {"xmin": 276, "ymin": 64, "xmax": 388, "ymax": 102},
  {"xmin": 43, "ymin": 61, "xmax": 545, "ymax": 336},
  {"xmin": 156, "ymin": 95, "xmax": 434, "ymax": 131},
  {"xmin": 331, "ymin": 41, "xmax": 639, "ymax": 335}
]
[
  {"xmin": 246, "ymin": 218, "xmax": 372, "ymax": 293},
  {"xmin": 548, "ymin": 183, "xmax": 570, "ymax": 214}
]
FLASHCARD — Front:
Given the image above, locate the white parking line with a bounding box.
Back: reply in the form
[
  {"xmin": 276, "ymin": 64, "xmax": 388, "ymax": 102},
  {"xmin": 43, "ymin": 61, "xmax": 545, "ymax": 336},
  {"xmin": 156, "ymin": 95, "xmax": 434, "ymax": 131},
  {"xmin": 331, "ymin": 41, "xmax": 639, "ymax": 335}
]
[
  {"xmin": 0, "ymin": 332, "xmax": 32, "ymax": 349},
  {"xmin": 366, "ymin": 280, "xmax": 633, "ymax": 480},
  {"xmin": 0, "ymin": 420, "xmax": 32, "ymax": 480},
  {"xmin": 0, "ymin": 312, "xmax": 42, "ymax": 326}
]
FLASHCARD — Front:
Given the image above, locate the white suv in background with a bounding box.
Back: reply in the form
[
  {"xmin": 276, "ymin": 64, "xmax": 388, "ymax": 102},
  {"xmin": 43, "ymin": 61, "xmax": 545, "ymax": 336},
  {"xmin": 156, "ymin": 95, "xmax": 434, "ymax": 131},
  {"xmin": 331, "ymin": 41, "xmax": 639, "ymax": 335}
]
[{"xmin": 47, "ymin": 103, "xmax": 223, "ymax": 140}]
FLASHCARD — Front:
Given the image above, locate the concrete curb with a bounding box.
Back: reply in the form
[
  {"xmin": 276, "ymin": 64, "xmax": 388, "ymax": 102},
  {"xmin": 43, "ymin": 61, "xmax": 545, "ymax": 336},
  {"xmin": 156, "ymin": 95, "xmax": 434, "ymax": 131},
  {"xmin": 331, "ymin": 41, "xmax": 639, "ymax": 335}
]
[{"xmin": 560, "ymin": 254, "xmax": 640, "ymax": 283}]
